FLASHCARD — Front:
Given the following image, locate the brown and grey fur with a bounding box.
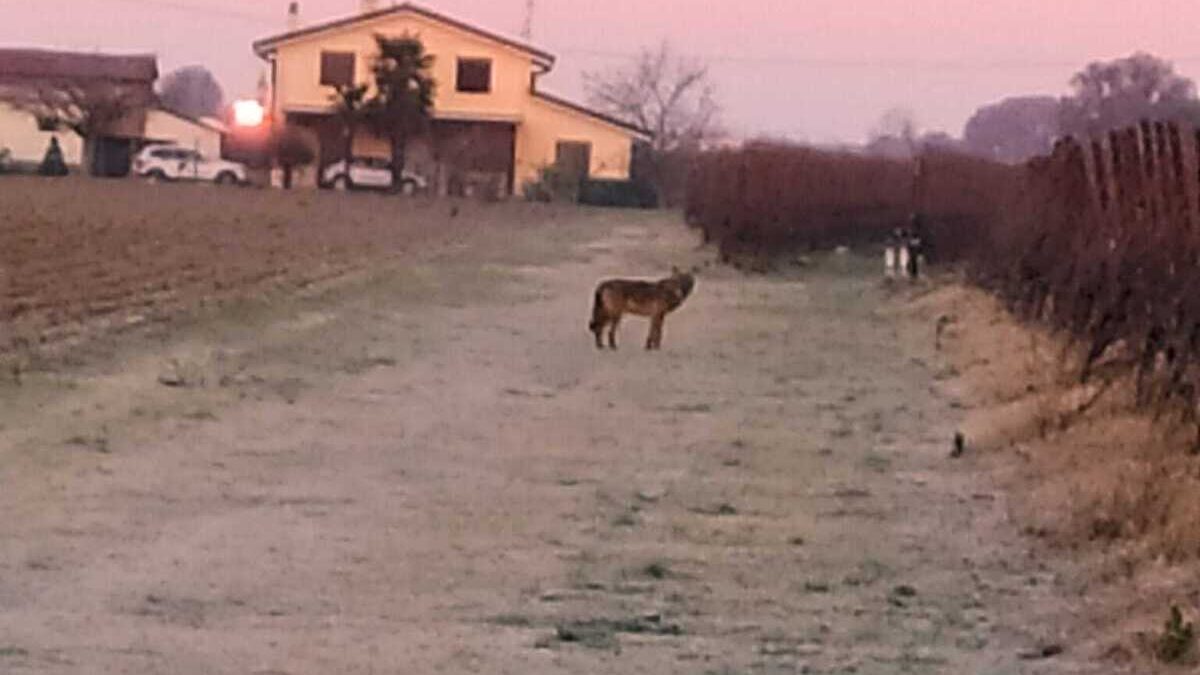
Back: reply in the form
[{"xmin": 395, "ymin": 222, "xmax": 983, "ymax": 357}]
[{"xmin": 589, "ymin": 267, "xmax": 696, "ymax": 350}]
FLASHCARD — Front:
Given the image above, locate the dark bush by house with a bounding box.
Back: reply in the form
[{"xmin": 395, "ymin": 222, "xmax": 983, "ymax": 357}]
[{"xmin": 578, "ymin": 179, "xmax": 658, "ymax": 209}]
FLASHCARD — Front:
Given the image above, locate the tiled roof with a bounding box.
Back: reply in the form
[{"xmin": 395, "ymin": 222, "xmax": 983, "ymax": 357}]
[{"xmin": 0, "ymin": 48, "xmax": 158, "ymax": 83}]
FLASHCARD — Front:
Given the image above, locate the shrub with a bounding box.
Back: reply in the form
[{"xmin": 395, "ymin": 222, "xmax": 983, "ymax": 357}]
[
  {"xmin": 39, "ymin": 138, "xmax": 69, "ymax": 177},
  {"xmin": 578, "ymin": 179, "xmax": 658, "ymax": 209},
  {"xmin": 685, "ymin": 141, "xmax": 1018, "ymax": 260},
  {"xmin": 1157, "ymin": 606, "xmax": 1194, "ymax": 663},
  {"xmin": 269, "ymin": 126, "xmax": 317, "ymax": 189},
  {"xmin": 522, "ymin": 165, "xmax": 577, "ymax": 203}
]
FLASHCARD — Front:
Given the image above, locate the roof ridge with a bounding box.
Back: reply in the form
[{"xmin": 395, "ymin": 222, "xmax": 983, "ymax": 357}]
[{"xmin": 253, "ymin": 2, "xmax": 555, "ymax": 66}]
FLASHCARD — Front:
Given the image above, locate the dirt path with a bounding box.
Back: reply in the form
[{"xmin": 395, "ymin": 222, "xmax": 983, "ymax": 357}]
[{"xmin": 0, "ymin": 214, "xmax": 1102, "ymax": 673}]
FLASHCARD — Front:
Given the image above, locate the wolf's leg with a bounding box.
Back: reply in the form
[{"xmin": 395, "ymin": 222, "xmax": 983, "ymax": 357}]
[
  {"xmin": 608, "ymin": 315, "xmax": 621, "ymax": 350},
  {"xmin": 647, "ymin": 314, "xmax": 664, "ymax": 350}
]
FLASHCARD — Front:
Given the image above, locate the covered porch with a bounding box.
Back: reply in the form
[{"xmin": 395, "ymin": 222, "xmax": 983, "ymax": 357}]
[{"xmin": 285, "ymin": 110, "xmax": 517, "ymax": 196}]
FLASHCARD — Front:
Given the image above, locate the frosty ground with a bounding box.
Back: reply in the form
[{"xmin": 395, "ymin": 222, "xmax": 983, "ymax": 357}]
[{"xmin": 0, "ymin": 190, "xmax": 1105, "ymax": 673}]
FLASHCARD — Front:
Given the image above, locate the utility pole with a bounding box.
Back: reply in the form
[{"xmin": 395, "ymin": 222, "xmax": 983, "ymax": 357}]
[{"xmin": 521, "ymin": 0, "xmax": 535, "ymax": 40}]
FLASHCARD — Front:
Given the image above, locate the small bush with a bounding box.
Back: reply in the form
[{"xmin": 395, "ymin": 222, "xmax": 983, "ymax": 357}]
[
  {"xmin": 578, "ymin": 179, "xmax": 657, "ymax": 209},
  {"xmin": 522, "ymin": 165, "xmax": 579, "ymax": 203},
  {"xmin": 38, "ymin": 138, "xmax": 69, "ymax": 177},
  {"xmin": 270, "ymin": 126, "xmax": 317, "ymax": 189},
  {"xmin": 1157, "ymin": 605, "xmax": 1194, "ymax": 663}
]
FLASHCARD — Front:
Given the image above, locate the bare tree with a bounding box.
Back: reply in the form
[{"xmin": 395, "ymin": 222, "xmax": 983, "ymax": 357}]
[
  {"xmin": 4, "ymin": 80, "xmax": 139, "ymax": 138},
  {"xmin": 866, "ymin": 107, "xmax": 919, "ymax": 158},
  {"xmin": 2, "ymin": 80, "xmax": 146, "ymax": 171},
  {"xmin": 585, "ymin": 42, "xmax": 720, "ymax": 205}
]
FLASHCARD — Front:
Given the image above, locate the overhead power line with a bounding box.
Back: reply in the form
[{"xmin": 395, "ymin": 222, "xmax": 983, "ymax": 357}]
[
  {"xmin": 557, "ymin": 47, "xmax": 1200, "ymax": 71},
  {"xmin": 14, "ymin": 0, "xmax": 1200, "ymax": 75},
  {"xmin": 0, "ymin": 0, "xmax": 278, "ymax": 22}
]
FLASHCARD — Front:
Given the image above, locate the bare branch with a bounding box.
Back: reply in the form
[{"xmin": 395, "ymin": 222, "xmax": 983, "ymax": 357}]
[
  {"xmin": 583, "ymin": 41, "xmax": 721, "ymax": 154},
  {"xmin": 1, "ymin": 78, "xmax": 144, "ymax": 139}
]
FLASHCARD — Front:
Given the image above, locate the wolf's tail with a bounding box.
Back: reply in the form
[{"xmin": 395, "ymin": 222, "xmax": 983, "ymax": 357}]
[{"xmin": 588, "ymin": 285, "xmax": 606, "ymax": 333}]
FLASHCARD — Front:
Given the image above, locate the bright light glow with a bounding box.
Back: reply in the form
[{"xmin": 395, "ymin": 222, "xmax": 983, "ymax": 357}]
[{"xmin": 233, "ymin": 100, "xmax": 265, "ymax": 127}]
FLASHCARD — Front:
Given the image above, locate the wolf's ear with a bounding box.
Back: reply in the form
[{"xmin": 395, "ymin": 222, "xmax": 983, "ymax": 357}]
[
  {"xmin": 671, "ymin": 265, "xmax": 682, "ymax": 275},
  {"xmin": 690, "ymin": 264, "xmax": 702, "ymax": 274}
]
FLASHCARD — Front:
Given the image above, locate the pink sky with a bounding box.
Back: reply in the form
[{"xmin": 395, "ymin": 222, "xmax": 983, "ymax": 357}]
[{"xmin": 3, "ymin": 0, "xmax": 1199, "ymax": 142}]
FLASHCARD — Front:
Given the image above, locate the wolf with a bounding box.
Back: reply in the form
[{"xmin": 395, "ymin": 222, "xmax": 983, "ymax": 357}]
[{"xmin": 589, "ymin": 267, "xmax": 696, "ymax": 351}]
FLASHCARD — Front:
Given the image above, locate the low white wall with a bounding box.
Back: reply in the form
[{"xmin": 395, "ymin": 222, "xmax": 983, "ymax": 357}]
[{"xmin": 143, "ymin": 109, "xmax": 223, "ymax": 159}]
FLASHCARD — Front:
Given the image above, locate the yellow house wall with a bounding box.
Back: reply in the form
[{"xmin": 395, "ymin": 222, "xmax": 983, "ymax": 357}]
[
  {"xmin": 0, "ymin": 103, "xmax": 84, "ymax": 166},
  {"xmin": 342, "ymin": 101, "xmax": 635, "ymax": 189},
  {"xmin": 267, "ymin": 8, "xmax": 641, "ymax": 190},
  {"xmin": 271, "ymin": 11, "xmax": 535, "ymax": 121},
  {"xmin": 143, "ymin": 110, "xmax": 223, "ymax": 159},
  {"xmin": 515, "ymin": 97, "xmax": 634, "ymax": 187}
]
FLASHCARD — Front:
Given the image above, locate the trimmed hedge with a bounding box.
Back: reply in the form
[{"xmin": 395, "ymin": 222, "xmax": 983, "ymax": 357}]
[
  {"xmin": 685, "ymin": 141, "xmax": 1018, "ymax": 259},
  {"xmin": 578, "ymin": 179, "xmax": 658, "ymax": 209}
]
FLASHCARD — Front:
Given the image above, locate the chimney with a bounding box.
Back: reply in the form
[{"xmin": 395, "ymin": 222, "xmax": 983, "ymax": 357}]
[
  {"xmin": 361, "ymin": 0, "xmax": 381, "ymax": 12},
  {"xmin": 287, "ymin": 2, "xmax": 300, "ymax": 31}
]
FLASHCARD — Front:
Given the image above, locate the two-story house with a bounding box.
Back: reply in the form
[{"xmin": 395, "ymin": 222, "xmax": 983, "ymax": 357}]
[{"xmin": 252, "ymin": 1, "xmax": 650, "ymax": 195}]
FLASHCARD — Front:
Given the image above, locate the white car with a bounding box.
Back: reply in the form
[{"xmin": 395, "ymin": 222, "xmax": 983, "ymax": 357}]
[
  {"xmin": 322, "ymin": 157, "xmax": 427, "ymax": 193},
  {"xmin": 134, "ymin": 144, "xmax": 247, "ymax": 185}
]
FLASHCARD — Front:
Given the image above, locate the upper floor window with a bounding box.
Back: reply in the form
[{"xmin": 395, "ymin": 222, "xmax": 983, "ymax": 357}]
[
  {"xmin": 36, "ymin": 116, "xmax": 60, "ymax": 132},
  {"xmin": 320, "ymin": 51, "xmax": 356, "ymax": 88},
  {"xmin": 456, "ymin": 58, "xmax": 492, "ymax": 93}
]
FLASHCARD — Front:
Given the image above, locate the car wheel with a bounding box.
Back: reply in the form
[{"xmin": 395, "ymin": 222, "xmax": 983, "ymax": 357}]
[
  {"xmin": 215, "ymin": 171, "xmax": 237, "ymax": 186},
  {"xmin": 332, "ymin": 175, "xmax": 351, "ymax": 191},
  {"xmin": 400, "ymin": 179, "xmax": 418, "ymax": 196},
  {"xmin": 145, "ymin": 169, "xmax": 167, "ymax": 184}
]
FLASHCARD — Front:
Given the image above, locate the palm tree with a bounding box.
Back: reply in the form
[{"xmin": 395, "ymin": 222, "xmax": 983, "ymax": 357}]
[
  {"xmin": 329, "ymin": 82, "xmax": 369, "ymax": 167},
  {"xmin": 367, "ymin": 33, "xmax": 436, "ymax": 190}
]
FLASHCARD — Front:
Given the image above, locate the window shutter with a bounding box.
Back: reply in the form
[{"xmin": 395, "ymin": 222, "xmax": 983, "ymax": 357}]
[
  {"xmin": 320, "ymin": 52, "xmax": 356, "ymax": 87},
  {"xmin": 456, "ymin": 59, "xmax": 492, "ymax": 93}
]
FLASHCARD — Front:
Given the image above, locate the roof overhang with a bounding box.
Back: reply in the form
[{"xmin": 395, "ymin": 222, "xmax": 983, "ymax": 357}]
[
  {"xmin": 532, "ymin": 90, "xmax": 653, "ymax": 141},
  {"xmin": 146, "ymin": 107, "xmax": 229, "ymax": 135}
]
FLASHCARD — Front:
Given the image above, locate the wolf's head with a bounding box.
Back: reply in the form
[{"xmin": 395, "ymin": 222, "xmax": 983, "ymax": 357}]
[{"xmin": 667, "ymin": 266, "xmax": 697, "ymax": 307}]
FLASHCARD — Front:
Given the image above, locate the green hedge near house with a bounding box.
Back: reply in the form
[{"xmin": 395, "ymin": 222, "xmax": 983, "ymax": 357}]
[{"xmin": 577, "ymin": 179, "xmax": 658, "ymax": 209}]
